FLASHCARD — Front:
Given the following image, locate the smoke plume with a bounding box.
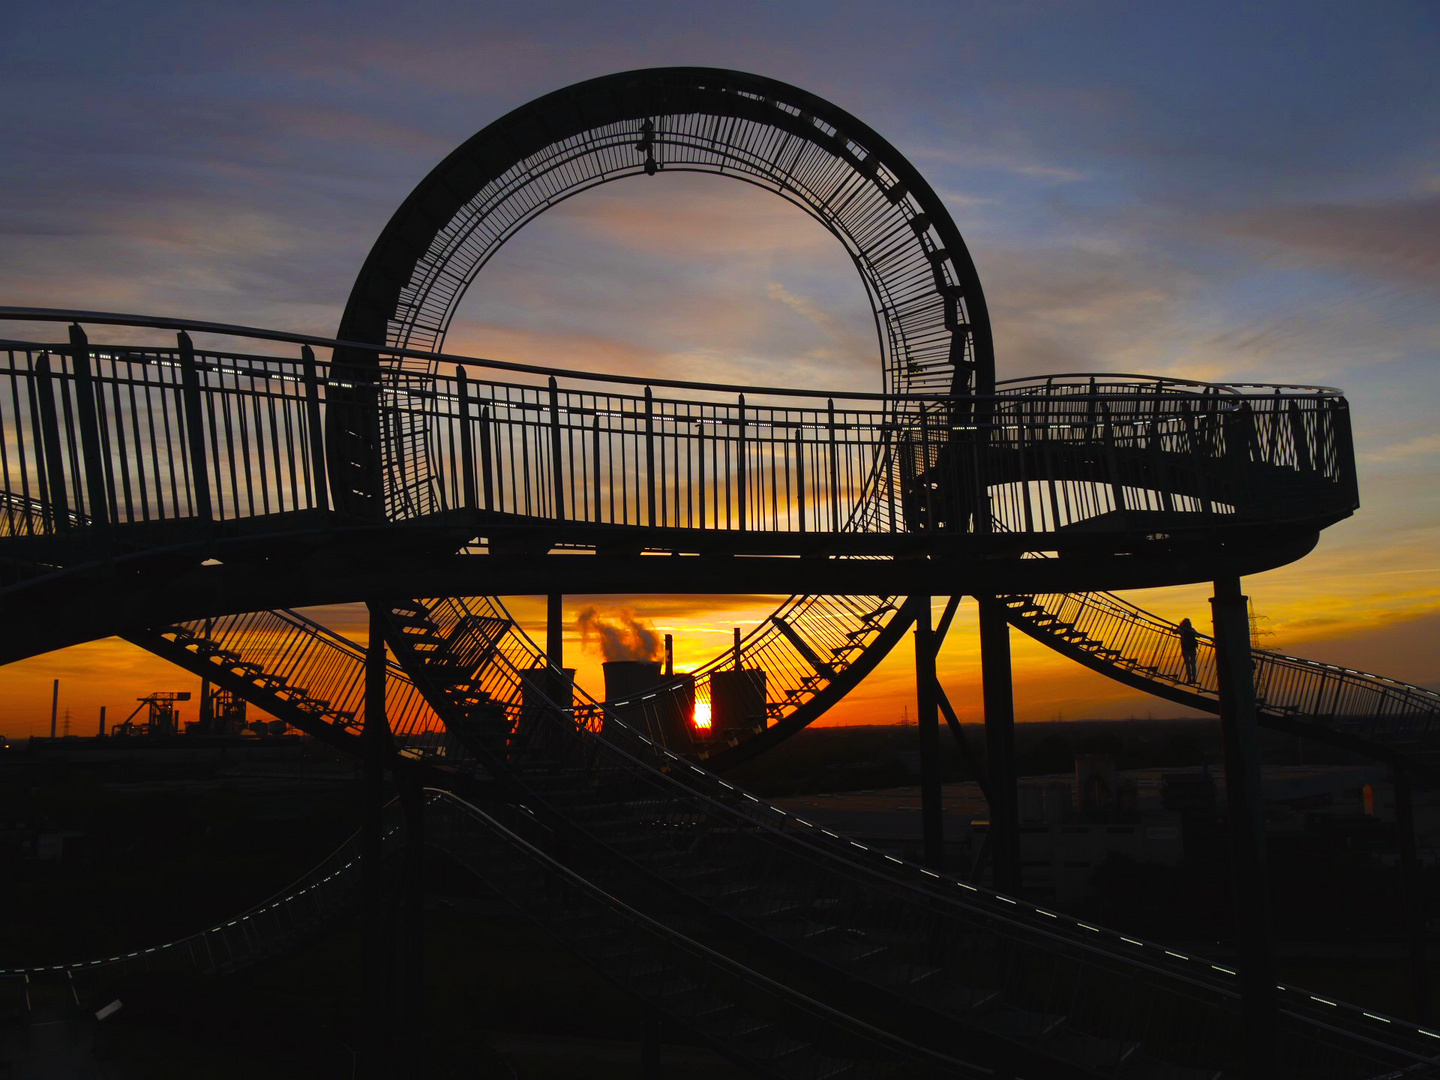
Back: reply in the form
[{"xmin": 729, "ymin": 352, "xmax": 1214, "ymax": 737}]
[{"xmin": 576, "ymin": 605, "xmax": 663, "ymax": 663}]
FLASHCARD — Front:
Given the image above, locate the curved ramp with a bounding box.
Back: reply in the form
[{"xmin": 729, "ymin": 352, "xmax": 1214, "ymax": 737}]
[
  {"xmin": 1, "ymin": 802, "xmax": 404, "ymax": 993},
  {"xmin": 1003, "ymin": 590, "xmax": 1440, "ymax": 775},
  {"xmin": 375, "ymin": 604, "xmax": 1440, "ymax": 1079},
  {"xmin": 431, "ymin": 790, "xmax": 983, "ymax": 1079}
]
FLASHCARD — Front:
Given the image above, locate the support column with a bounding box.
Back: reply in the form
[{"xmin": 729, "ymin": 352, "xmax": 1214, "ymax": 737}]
[
  {"xmin": 546, "ymin": 592, "xmax": 567, "ymax": 707},
  {"xmin": 915, "ymin": 598, "xmax": 943, "ymax": 869},
  {"xmin": 1211, "ymin": 576, "xmax": 1276, "ymax": 1077},
  {"xmin": 1395, "ymin": 766, "xmax": 1430, "ymax": 1023},
  {"xmin": 977, "ymin": 596, "xmax": 1020, "ymax": 895},
  {"xmin": 547, "ymin": 593, "xmax": 563, "ymax": 671},
  {"xmin": 360, "ymin": 604, "xmax": 393, "ymax": 1079}
]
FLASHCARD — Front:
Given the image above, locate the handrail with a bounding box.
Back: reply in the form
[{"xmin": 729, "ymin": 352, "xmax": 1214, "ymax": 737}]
[
  {"xmin": 0, "ymin": 306, "xmax": 1337, "ymax": 407},
  {"xmin": 0, "ymin": 306, "xmax": 960, "ymax": 402},
  {"xmin": 0, "ymin": 329, "xmax": 1360, "ymax": 543},
  {"xmin": 1006, "ymin": 589, "xmax": 1440, "ymax": 748}
]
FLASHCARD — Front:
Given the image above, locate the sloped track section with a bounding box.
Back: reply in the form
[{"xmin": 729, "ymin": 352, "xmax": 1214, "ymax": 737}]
[
  {"xmin": 1002, "ymin": 589, "xmax": 1440, "ymax": 776},
  {"xmin": 381, "ymin": 599, "xmax": 1440, "ymax": 1080},
  {"xmin": 430, "ymin": 790, "xmax": 983, "ymax": 1080},
  {"xmin": 125, "ymin": 608, "xmax": 448, "ymax": 755},
  {"xmin": 0, "ymin": 802, "xmax": 405, "ymax": 1002}
]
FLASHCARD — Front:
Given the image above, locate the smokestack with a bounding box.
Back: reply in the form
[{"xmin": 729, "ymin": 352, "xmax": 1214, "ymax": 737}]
[
  {"xmin": 664, "ymin": 634, "xmax": 674, "ymax": 677},
  {"xmin": 603, "ymin": 660, "xmax": 664, "ymax": 705},
  {"xmin": 733, "ymin": 627, "xmax": 742, "ymax": 670},
  {"xmin": 50, "ymin": 679, "xmax": 59, "ymax": 739},
  {"xmin": 547, "ymin": 593, "xmax": 564, "ymax": 670},
  {"xmin": 98, "ymin": 705, "xmax": 106, "ymax": 738}
]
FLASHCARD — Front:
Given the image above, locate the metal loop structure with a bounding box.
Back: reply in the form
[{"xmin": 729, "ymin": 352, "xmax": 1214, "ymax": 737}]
[{"xmin": 326, "ymin": 69, "xmax": 997, "ymax": 739}]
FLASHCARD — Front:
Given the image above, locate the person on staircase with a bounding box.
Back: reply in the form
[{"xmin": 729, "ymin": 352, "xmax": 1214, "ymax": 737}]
[{"xmin": 1177, "ymin": 618, "xmax": 1199, "ymax": 684}]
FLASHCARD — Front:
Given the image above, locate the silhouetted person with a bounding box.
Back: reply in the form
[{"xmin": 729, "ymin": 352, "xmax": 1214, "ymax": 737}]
[{"xmin": 1177, "ymin": 617, "xmax": 1199, "ymax": 683}]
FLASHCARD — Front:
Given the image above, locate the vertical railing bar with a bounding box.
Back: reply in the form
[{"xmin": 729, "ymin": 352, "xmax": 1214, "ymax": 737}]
[
  {"xmin": 87, "ymin": 351, "xmax": 121, "ymax": 525},
  {"xmin": 278, "ymin": 374, "xmax": 300, "ymax": 512},
  {"xmin": 549, "ymin": 376, "xmax": 565, "ymax": 522},
  {"xmin": 256, "ymin": 372, "xmax": 278, "ymax": 516},
  {"xmin": 736, "ymin": 394, "xmax": 747, "ymax": 532},
  {"xmin": 592, "ymin": 410, "xmax": 603, "ymax": 524},
  {"xmin": 479, "ymin": 403, "xmax": 495, "ymax": 513},
  {"xmin": 236, "ymin": 369, "xmax": 258, "ymax": 518},
  {"xmin": 9, "ymin": 356, "xmax": 38, "ymax": 536},
  {"xmin": 827, "ymin": 399, "xmax": 840, "ymax": 532},
  {"xmin": 644, "ymin": 386, "xmax": 656, "ymax": 528},
  {"xmin": 696, "ymin": 413, "xmax": 707, "ymax": 530},
  {"xmin": 521, "ymin": 392, "xmax": 534, "ymax": 518},
  {"xmin": 793, "ymin": 416, "xmax": 805, "ymax": 533},
  {"xmin": 219, "ymin": 370, "xmax": 241, "ymax": 521},
  {"xmin": 456, "ymin": 370, "xmax": 476, "ymax": 513},
  {"xmin": 57, "ymin": 374, "xmax": 84, "ymax": 523},
  {"xmin": 116, "ymin": 358, "xmax": 144, "ymax": 522},
  {"xmin": 33, "ymin": 353, "xmax": 70, "ymax": 530},
  {"xmin": 159, "ymin": 355, "xmax": 186, "ymax": 520},
  {"xmin": 769, "ymin": 417, "xmax": 780, "ymax": 531},
  {"xmin": 178, "ymin": 333, "xmax": 214, "ymax": 523},
  {"xmin": 301, "ymin": 346, "xmax": 328, "ymax": 514}
]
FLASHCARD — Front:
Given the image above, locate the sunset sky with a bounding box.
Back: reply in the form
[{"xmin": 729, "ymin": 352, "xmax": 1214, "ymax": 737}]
[{"xmin": 1, "ymin": 1, "xmax": 1436, "ymax": 736}]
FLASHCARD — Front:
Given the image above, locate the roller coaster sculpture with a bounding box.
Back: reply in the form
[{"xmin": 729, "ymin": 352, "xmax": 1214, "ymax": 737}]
[{"xmin": 2, "ymin": 69, "xmax": 1438, "ymax": 1079}]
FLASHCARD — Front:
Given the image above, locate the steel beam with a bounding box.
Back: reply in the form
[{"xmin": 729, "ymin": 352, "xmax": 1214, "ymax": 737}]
[
  {"xmin": 360, "ymin": 603, "xmax": 394, "ymax": 1080},
  {"xmin": 67, "ymin": 325, "xmax": 110, "ymax": 529},
  {"xmin": 978, "ymin": 595, "xmax": 1020, "ymax": 895},
  {"xmin": 1210, "ymin": 575, "xmax": 1276, "ymax": 1077},
  {"xmin": 915, "ymin": 599, "xmax": 943, "ymax": 868}
]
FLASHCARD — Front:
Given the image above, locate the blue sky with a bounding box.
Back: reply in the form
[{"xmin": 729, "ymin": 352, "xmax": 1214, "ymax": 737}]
[{"xmin": 2, "ymin": 0, "xmax": 1437, "ymax": 729}]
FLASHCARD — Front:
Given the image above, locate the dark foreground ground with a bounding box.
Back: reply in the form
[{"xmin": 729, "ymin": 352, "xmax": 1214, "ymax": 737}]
[{"xmin": 1, "ymin": 718, "xmax": 1435, "ymax": 1076}]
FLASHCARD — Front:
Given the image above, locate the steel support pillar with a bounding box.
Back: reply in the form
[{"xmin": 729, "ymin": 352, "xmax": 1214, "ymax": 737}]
[
  {"xmin": 547, "ymin": 593, "xmax": 563, "ymax": 666},
  {"xmin": 914, "ymin": 598, "xmax": 943, "ymax": 869},
  {"xmin": 977, "ymin": 596, "xmax": 1020, "ymax": 894},
  {"xmin": 1395, "ymin": 766, "xmax": 1430, "ymax": 1022},
  {"xmin": 1210, "ymin": 576, "xmax": 1276, "ymax": 1077},
  {"xmin": 360, "ymin": 604, "xmax": 393, "ymax": 1080}
]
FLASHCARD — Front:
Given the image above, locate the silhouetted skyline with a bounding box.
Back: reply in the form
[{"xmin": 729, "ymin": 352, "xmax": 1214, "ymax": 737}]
[{"xmin": 2, "ymin": 2, "xmax": 1436, "ymax": 732}]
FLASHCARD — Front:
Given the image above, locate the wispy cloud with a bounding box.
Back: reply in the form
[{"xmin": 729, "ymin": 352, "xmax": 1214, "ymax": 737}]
[
  {"xmin": 1362, "ymin": 432, "xmax": 1440, "ymax": 464},
  {"xmin": 1217, "ymin": 194, "xmax": 1440, "ymax": 286}
]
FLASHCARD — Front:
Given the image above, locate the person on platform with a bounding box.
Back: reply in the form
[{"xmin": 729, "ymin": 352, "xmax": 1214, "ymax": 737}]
[{"xmin": 1177, "ymin": 617, "xmax": 1199, "ymax": 683}]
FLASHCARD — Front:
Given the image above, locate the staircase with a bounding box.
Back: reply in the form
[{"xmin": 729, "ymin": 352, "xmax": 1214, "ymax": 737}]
[
  {"xmin": 379, "ymin": 595, "xmax": 1440, "ymax": 1079},
  {"xmin": 1001, "ymin": 591, "xmax": 1440, "ymax": 771},
  {"xmin": 126, "ymin": 608, "xmax": 448, "ymax": 754}
]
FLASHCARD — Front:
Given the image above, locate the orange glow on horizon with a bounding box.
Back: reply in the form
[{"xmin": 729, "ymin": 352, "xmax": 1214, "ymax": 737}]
[{"xmin": 2, "ymin": 584, "xmax": 1436, "ymax": 740}]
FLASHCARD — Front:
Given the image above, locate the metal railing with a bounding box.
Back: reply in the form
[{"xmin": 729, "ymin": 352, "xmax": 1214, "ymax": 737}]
[
  {"xmin": 142, "ymin": 609, "xmax": 445, "ymax": 741},
  {"xmin": 0, "ymin": 313, "xmax": 1358, "ymax": 560},
  {"xmin": 0, "ymin": 801, "xmax": 404, "ymax": 982},
  {"xmin": 1006, "ymin": 590, "xmax": 1440, "ymax": 750}
]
